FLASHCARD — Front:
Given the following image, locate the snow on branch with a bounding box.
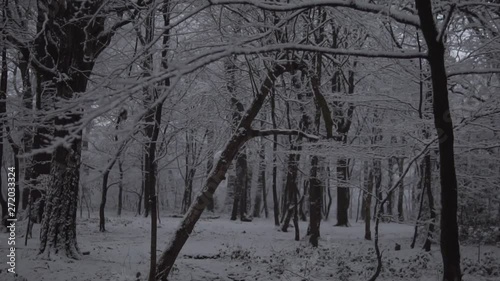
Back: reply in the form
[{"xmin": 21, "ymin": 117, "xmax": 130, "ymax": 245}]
[
  {"xmin": 447, "ymin": 68, "xmax": 500, "ymax": 77},
  {"xmin": 234, "ymin": 44, "xmax": 427, "ymax": 59},
  {"xmin": 208, "ymin": 0, "xmax": 420, "ymax": 27},
  {"xmin": 249, "ymin": 129, "xmax": 319, "ymax": 141}
]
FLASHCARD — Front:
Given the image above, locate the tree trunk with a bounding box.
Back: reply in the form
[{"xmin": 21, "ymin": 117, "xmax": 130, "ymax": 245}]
[
  {"xmin": 99, "ymin": 169, "xmax": 111, "ymax": 232},
  {"xmin": 281, "ymin": 150, "xmax": 300, "ymax": 232},
  {"xmin": 387, "ymin": 157, "xmax": 394, "ymax": 218},
  {"xmin": 373, "ymin": 159, "xmax": 382, "ymax": 221},
  {"xmin": 416, "ymin": 1, "xmax": 462, "ymax": 279},
  {"xmin": 241, "ymin": 158, "xmax": 252, "ymax": 221},
  {"xmin": 37, "ymin": 0, "xmax": 110, "ymax": 258},
  {"xmin": 39, "ymin": 136, "xmax": 82, "ymax": 259},
  {"xmin": 225, "ymin": 164, "xmax": 236, "ymax": 213},
  {"xmin": 205, "ymin": 129, "xmax": 215, "ymax": 212},
  {"xmin": 231, "ymin": 152, "xmax": 247, "ymax": 220},
  {"xmin": 397, "ymin": 157, "xmax": 405, "ymax": 222},
  {"xmin": 363, "ymin": 161, "xmax": 373, "ymax": 240},
  {"xmin": 308, "ymin": 155, "xmax": 322, "ymax": 247},
  {"xmin": 0, "ymin": 32, "xmax": 8, "ymax": 227},
  {"xmin": 271, "ymin": 90, "xmax": 280, "ymax": 226},
  {"xmin": 423, "ymin": 153, "xmax": 436, "ymax": 252},
  {"xmin": 117, "ymin": 158, "xmax": 124, "ymax": 216},
  {"xmin": 336, "ymin": 157, "xmax": 350, "ymax": 226},
  {"xmin": 253, "ymin": 141, "xmax": 266, "ymax": 218}
]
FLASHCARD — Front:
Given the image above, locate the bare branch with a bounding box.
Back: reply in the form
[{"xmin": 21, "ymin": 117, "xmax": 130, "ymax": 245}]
[
  {"xmin": 249, "ymin": 129, "xmax": 320, "ymax": 141},
  {"xmin": 447, "ymin": 68, "xmax": 500, "ymax": 77},
  {"xmin": 208, "ymin": 0, "xmax": 420, "ymax": 27}
]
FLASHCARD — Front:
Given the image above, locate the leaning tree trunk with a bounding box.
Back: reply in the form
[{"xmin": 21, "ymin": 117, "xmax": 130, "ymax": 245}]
[
  {"xmin": 416, "ymin": 1, "xmax": 462, "ymax": 279},
  {"xmin": 155, "ymin": 62, "xmax": 304, "ymax": 280}
]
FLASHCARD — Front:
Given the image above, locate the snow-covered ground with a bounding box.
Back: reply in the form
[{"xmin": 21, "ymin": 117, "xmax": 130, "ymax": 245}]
[{"xmin": 1, "ymin": 212, "xmax": 499, "ymax": 281}]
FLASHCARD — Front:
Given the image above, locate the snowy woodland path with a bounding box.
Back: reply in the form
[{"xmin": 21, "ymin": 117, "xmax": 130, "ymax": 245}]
[{"xmin": 1, "ymin": 213, "xmax": 498, "ymax": 281}]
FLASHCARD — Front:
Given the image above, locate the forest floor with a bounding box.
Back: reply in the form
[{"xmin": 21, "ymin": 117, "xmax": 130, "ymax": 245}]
[{"xmin": 1, "ymin": 212, "xmax": 499, "ymax": 281}]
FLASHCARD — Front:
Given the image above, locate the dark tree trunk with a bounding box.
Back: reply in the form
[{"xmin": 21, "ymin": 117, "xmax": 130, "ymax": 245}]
[
  {"xmin": 423, "ymin": 153, "xmax": 436, "ymax": 252},
  {"xmin": 253, "ymin": 134, "xmax": 267, "ymax": 218},
  {"xmin": 225, "ymin": 164, "xmax": 236, "ymax": 213},
  {"xmin": 271, "ymin": 90, "xmax": 280, "ymax": 226},
  {"xmin": 364, "ymin": 161, "xmax": 374, "ymax": 240},
  {"xmin": 411, "ymin": 157, "xmax": 428, "ymax": 249},
  {"xmin": 387, "ymin": 157, "xmax": 394, "ymax": 217},
  {"xmin": 241, "ymin": 159, "xmax": 252, "ymax": 221},
  {"xmin": 336, "ymin": 157, "xmax": 350, "ymax": 226},
  {"xmin": 416, "ymin": 1, "xmax": 462, "ymax": 279},
  {"xmin": 397, "ymin": 157, "xmax": 405, "ymax": 222},
  {"xmin": 373, "ymin": 159, "xmax": 382, "ymax": 221},
  {"xmin": 36, "ymin": 0, "xmax": 112, "ymax": 259},
  {"xmin": 117, "ymin": 158, "xmax": 124, "ymax": 216},
  {"xmin": 99, "ymin": 168, "xmax": 111, "ymax": 232},
  {"xmin": 0, "ymin": 31, "xmax": 8, "ymax": 227},
  {"xmin": 308, "ymin": 155, "xmax": 322, "ymax": 247},
  {"xmin": 231, "ymin": 152, "xmax": 247, "ymax": 220},
  {"xmin": 205, "ymin": 129, "xmax": 215, "ymax": 212},
  {"xmin": 281, "ymin": 150, "xmax": 300, "ymax": 232},
  {"xmin": 146, "ymin": 2, "xmax": 170, "ymax": 278}
]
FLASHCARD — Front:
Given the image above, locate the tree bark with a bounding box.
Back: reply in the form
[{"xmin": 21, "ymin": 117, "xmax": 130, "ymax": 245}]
[
  {"xmin": 117, "ymin": 158, "xmax": 124, "ymax": 216},
  {"xmin": 271, "ymin": 90, "xmax": 280, "ymax": 226},
  {"xmin": 387, "ymin": 157, "xmax": 394, "ymax": 217},
  {"xmin": 416, "ymin": 1, "xmax": 462, "ymax": 279},
  {"xmin": 0, "ymin": 25, "xmax": 8, "ymax": 226},
  {"xmin": 37, "ymin": 0, "xmax": 113, "ymax": 259},
  {"xmin": 336, "ymin": 157, "xmax": 350, "ymax": 226},
  {"xmin": 397, "ymin": 157, "xmax": 405, "ymax": 222},
  {"xmin": 308, "ymin": 155, "xmax": 322, "ymax": 247},
  {"xmin": 363, "ymin": 161, "xmax": 373, "ymax": 240}
]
